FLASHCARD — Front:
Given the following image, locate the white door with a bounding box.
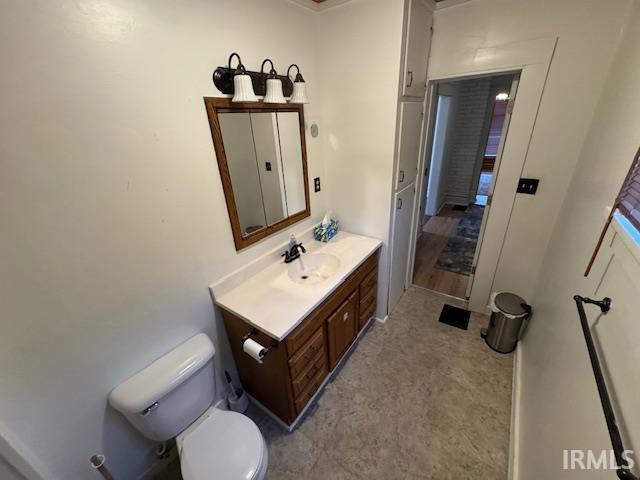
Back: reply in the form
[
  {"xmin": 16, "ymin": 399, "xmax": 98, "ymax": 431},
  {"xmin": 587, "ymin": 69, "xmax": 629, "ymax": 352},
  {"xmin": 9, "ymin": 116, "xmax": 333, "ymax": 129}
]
[
  {"xmin": 466, "ymin": 75, "xmax": 520, "ymax": 298},
  {"xmin": 402, "ymin": 0, "xmax": 433, "ymax": 98},
  {"xmin": 396, "ymin": 101, "xmax": 423, "ymax": 191},
  {"xmin": 389, "ymin": 183, "xmax": 416, "ymax": 313}
]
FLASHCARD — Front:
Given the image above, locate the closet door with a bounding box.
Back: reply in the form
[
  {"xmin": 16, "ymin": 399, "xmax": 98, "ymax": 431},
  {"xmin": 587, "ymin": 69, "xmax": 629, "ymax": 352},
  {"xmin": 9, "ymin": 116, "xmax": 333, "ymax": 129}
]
[
  {"xmin": 388, "ymin": 183, "xmax": 415, "ymax": 313},
  {"xmin": 402, "ymin": 0, "xmax": 433, "ymax": 98},
  {"xmin": 395, "ymin": 101, "xmax": 423, "ymax": 191}
]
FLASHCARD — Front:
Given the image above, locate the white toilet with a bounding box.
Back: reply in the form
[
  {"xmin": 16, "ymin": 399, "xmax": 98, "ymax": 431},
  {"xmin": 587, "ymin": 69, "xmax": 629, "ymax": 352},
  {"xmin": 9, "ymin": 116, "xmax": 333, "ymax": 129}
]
[{"xmin": 109, "ymin": 334, "xmax": 268, "ymax": 480}]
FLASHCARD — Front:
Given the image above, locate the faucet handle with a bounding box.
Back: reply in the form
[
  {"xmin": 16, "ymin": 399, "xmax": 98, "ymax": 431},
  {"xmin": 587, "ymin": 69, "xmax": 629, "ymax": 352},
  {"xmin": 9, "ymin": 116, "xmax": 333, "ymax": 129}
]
[{"xmin": 298, "ymin": 243, "xmax": 306, "ymax": 253}]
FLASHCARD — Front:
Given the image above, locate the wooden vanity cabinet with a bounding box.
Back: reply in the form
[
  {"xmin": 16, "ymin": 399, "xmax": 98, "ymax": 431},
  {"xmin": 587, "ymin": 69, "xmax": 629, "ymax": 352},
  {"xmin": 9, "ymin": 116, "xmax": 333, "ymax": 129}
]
[
  {"xmin": 220, "ymin": 248, "xmax": 380, "ymax": 426},
  {"xmin": 327, "ymin": 291, "xmax": 358, "ymax": 370}
]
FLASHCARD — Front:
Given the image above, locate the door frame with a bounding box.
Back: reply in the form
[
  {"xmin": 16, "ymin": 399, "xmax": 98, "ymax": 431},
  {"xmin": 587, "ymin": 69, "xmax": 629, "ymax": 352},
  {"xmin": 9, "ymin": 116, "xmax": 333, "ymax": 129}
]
[
  {"xmin": 402, "ymin": 38, "xmax": 557, "ymax": 313},
  {"xmin": 407, "ymin": 71, "xmax": 521, "ymax": 300},
  {"xmin": 386, "ymin": 36, "xmax": 557, "ymax": 316}
]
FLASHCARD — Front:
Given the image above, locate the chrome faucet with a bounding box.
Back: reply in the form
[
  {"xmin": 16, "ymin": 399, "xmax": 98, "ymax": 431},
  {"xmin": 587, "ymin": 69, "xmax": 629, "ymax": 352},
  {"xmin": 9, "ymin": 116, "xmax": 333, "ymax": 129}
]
[{"xmin": 282, "ymin": 241, "xmax": 306, "ymax": 263}]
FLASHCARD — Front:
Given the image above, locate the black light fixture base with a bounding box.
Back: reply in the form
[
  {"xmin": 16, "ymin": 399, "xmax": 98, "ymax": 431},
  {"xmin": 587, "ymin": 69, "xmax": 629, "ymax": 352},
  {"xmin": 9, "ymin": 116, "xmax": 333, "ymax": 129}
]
[{"xmin": 213, "ymin": 67, "xmax": 294, "ymax": 97}]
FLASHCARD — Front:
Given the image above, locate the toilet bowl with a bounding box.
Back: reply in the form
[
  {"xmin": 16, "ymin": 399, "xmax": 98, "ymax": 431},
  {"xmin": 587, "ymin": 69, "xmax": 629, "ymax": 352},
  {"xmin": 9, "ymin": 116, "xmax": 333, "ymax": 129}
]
[
  {"xmin": 108, "ymin": 334, "xmax": 267, "ymax": 480},
  {"xmin": 177, "ymin": 407, "xmax": 267, "ymax": 480}
]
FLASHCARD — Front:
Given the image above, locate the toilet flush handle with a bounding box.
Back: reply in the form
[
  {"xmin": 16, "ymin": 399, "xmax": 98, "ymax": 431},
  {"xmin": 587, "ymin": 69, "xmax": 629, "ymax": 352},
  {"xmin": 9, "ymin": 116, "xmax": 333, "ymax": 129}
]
[{"xmin": 142, "ymin": 402, "xmax": 159, "ymax": 416}]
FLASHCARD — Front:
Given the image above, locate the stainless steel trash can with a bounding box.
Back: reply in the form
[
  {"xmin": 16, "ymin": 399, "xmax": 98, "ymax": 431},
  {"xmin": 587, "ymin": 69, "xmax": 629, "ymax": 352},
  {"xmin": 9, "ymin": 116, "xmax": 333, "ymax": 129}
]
[{"xmin": 481, "ymin": 292, "xmax": 532, "ymax": 353}]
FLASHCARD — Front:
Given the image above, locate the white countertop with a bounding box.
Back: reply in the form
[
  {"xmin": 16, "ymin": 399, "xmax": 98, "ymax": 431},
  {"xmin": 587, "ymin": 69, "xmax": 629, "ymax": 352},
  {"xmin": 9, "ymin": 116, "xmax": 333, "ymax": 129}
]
[{"xmin": 210, "ymin": 230, "xmax": 382, "ymax": 341}]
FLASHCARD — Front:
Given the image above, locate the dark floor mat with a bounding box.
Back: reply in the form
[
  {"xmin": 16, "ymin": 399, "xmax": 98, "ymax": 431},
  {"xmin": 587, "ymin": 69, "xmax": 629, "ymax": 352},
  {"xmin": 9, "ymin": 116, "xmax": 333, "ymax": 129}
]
[
  {"xmin": 452, "ymin": 204, "xmax": 468, "ymax": 211},
  {"xmin": 438, "ymin": 304, "xmax": 470, "ymax": 330}
]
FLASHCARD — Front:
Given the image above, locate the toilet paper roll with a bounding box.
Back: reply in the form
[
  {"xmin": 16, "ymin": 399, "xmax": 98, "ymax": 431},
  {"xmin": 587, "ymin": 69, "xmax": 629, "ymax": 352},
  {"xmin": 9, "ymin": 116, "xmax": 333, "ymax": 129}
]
[{"xmin": 243, "ymin": 338, "xmax": 266, "ymax": 363}]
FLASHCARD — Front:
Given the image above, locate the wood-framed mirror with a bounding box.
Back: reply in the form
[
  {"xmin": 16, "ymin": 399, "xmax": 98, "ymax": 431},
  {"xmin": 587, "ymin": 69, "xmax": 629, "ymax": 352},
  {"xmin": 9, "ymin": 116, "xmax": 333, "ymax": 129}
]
[{"xmin": 204, "ymin": 98, "xmax": 310, "ymax": 250}]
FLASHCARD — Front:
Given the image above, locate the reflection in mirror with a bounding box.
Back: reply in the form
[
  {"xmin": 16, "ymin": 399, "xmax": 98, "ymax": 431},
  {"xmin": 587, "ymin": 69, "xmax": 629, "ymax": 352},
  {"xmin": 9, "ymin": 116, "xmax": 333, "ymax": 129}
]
[
  {"xmin": 250, "ymin": 113, "xmax": 288, "ymax": 227},
  {"xmin": 218, "ymin": 113, "xmax": 266, "ymax": 236},
  {"xmin": 277, "ymin": 112, "xmax": 306, "ymax": 215},
  {"xmin": 218, "ymin": 111, "xmax": 307, "ymax": 238},
  {"xmin": 205, "ymin": 97, "xmax": 310, "ymax": 250}
]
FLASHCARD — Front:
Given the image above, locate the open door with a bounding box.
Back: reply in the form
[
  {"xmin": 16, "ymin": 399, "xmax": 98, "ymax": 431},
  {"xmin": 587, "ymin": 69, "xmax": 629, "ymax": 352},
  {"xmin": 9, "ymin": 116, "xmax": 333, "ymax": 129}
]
[{"xmin": 465, "ymin": 74, "xmax": 520, "ymax": 299}]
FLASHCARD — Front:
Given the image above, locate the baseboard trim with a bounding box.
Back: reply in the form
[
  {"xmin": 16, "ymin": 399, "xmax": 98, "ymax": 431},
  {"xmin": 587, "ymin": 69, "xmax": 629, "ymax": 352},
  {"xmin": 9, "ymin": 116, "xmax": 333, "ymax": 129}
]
[
  {"xmin": 375, "ymin": 315, "xmax": 389, "ymax": 324},
  {"xmin": 508, "ymin": 343, "xmax": 522, "ymax": 480}
]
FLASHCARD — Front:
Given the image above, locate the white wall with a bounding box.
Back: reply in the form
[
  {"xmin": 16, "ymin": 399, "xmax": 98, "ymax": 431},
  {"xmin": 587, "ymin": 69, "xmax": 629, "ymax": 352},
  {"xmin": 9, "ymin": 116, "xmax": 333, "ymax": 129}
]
[
  {"xmin": 316, "ymin": 0, "xmax": 405, "ymax": 317},
  {"xmin": 426, "ymin": 95, "xmax": 453, "ymax": 216},
  {"xmin": 0, "ymin": 1, "xmax": 325, "ymax": 479},
  {"xmin": 432, "ymin": 0, "xmax": 633, "ymax": 305},
  {"xmin": 517, "ymin": 1, "xmax": 640, "ymax": 478}
]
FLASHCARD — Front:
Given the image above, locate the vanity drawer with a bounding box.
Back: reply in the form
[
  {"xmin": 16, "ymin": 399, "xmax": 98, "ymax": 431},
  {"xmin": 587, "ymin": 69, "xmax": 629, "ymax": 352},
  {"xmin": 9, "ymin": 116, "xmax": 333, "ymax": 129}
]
[
  {"xmin": 288, "ymin": 327, "xmax": 325, "ymax": 379},
  {"xmin": 359, "ymin": 267, "xmax": 377, "ymax": 296},
  {"xmin": 291, "ymin": 348, "xmax": 327, "ymax": 397},
  {"xmin": 294, "ymin": 363, "xmax": 328, "ymax": 415},
  {"xmin": 359, "ymin": 298, "xmax": 376, "ymax": 329}
]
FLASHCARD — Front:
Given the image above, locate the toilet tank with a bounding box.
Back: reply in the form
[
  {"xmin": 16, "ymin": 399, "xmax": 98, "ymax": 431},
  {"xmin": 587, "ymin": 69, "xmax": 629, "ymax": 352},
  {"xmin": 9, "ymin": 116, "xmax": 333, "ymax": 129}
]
[{"xmin": 109, "ymin": 333, "xmax": 216, "ymax": 441}]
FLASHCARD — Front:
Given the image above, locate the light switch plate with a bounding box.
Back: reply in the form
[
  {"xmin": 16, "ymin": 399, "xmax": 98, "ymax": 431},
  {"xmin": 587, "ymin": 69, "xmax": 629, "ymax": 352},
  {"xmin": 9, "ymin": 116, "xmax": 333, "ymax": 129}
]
[{"xmin": 517, "ymin": 178, "xmax": 539, "ymax": 195}]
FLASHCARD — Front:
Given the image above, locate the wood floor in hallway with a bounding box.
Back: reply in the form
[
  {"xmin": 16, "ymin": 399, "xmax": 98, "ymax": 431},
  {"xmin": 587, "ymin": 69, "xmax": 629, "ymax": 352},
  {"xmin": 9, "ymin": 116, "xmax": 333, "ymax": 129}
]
[{"xmin": 412, "ymin": 205, "xmax": 470, "ymax": 299}]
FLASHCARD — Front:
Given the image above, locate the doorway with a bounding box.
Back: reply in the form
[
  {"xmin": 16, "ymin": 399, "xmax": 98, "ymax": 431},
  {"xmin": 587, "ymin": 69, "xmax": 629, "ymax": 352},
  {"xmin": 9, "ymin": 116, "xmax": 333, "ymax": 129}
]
[{"xmin": 412, "ymin": 73, "xmax": 518, "ymax": 299}]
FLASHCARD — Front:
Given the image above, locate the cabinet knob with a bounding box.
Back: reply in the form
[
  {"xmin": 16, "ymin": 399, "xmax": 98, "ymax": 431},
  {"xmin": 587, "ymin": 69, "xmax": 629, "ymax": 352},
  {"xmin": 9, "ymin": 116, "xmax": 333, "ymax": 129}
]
[{"xmin": 406, "ymin": 71, "xmax": 413, "ymax": 87}]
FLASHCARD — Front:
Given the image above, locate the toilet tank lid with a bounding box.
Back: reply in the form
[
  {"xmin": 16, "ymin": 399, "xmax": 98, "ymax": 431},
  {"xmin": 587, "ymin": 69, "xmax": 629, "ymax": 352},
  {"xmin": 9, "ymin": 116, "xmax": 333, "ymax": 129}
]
[{"xmin": 109, "ymin": 333, "xmax": 215, "ymax": 414}]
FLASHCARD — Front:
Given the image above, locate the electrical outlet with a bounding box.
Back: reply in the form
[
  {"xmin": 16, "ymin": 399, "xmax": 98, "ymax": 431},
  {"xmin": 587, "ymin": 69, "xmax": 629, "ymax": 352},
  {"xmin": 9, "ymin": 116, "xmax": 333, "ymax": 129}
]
[
  {"xmin": 314, "ymin": 177, "xmax": 321, "ymax": 192},
  {"xmin": 265, "ymin": 162, "xmax": 272, "ymax": 172}
]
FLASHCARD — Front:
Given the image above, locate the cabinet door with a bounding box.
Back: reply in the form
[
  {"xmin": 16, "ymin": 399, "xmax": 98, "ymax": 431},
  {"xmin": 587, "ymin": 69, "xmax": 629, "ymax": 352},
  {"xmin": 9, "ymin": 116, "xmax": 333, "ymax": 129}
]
[
  {"xmin": 396, "ymin": 101, "xmax": 423, "ymax": 191},
  {"xmin": 402, "ymin": 0, "xmax": 433, "ymax": 98},
  {"xmin": 327, "ymin": 291, "xmax": 358, "ymax": 369},
  {"xmin": 389, "ymin": 183, "xmax": 415, "ymax": 313}
]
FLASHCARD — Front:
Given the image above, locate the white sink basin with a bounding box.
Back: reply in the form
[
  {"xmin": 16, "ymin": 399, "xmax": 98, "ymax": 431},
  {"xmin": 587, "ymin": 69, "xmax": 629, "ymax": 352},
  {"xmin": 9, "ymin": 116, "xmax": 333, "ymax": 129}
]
[{"xmin": 287, "ymin": 253, "xmax": 341, "ymax": 285}]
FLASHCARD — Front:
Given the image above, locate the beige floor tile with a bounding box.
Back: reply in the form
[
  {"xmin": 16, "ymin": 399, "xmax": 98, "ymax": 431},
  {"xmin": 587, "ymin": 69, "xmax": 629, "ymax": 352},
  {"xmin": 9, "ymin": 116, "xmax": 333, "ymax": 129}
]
[{"xmin": 152, "ymin": 287, "xmax": 512, "ymax": 480}]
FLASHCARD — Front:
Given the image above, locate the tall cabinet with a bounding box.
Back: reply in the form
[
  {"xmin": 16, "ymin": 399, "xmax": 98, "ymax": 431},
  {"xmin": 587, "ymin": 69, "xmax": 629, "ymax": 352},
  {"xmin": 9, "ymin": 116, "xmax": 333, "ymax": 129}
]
[{"xmin": 389, "ymin": 0, "xmax": 433, "ymax": 313}]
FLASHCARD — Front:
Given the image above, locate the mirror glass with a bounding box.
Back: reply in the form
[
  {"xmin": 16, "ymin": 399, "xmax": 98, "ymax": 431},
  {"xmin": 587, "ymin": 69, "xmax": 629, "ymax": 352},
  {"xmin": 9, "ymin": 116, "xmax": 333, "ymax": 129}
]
[{"xmin": 218, "ymin": 111, "xmax": 306, "ymax": 237}]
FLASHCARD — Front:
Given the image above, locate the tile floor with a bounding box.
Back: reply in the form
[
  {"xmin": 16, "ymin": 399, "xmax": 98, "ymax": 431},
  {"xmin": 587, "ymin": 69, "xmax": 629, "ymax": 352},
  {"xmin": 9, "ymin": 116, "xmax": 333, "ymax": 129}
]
[{"xmin": 154, "ymin": 287, "xmax": 513, "ymax": 480}]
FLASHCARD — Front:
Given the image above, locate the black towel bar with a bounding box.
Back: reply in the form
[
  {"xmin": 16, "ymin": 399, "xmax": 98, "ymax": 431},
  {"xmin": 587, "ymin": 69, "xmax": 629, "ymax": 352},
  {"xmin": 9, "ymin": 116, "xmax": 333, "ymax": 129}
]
[{"xmin": 574, "ymin": 295, "xmax": 638, "ymax": 480}]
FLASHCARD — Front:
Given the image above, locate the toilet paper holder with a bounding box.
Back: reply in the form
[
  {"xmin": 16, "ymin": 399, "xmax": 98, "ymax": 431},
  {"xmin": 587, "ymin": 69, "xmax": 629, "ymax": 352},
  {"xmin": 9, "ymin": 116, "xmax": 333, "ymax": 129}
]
[{"xmin": 242, "ymin": 328, "xmax": 278, "ymax": 357}]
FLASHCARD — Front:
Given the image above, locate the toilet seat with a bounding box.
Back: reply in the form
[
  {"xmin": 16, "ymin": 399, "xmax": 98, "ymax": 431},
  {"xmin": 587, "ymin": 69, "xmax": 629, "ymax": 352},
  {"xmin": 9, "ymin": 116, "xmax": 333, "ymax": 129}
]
[{"xmin": 178, "ymin": 409, "xmax": 267, "ymax": 480}]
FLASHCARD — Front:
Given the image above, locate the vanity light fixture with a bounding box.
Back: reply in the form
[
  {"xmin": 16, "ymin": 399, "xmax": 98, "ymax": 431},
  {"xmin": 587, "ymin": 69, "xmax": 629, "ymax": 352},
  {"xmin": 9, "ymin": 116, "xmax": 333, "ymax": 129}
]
[
  {"xmin": 287, "ymin": 64, "xmax": 309, "ymax": 104},
  {"xmin": 228, "ymin": 53, "xmax": 258, "ymax": 103},
  {"xmin": 261, "ymin": 59, "xmax": 286, "ymax": 104},
  {"xmin": 212, "ymin": 54, "xmax": 305, "ymax": 101}
]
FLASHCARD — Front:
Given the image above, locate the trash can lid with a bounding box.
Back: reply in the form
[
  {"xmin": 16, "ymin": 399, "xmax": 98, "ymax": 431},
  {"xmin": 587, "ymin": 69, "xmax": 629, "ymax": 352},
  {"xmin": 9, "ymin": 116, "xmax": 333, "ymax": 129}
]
[{"xmin": 495, "ymin": 292, "xmax": 528, "ymax": 316}]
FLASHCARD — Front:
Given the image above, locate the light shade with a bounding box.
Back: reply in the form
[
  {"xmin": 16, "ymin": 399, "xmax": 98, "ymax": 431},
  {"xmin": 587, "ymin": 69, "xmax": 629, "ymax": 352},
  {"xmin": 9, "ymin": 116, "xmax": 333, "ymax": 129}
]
[
  {"xmin": 232, "ymin": 73, "xmax": 258, "ymax": 102},
  {"xmin": 495, "ymin": 92, "xmax": 509, "ymax": 101},
  {"xmin": 290, "ymin": 81, "xmax": 309, "ymax": 104},
  {"xmin": 264, "ymin": 78, "xmax": 286, "ymax": 104}
]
